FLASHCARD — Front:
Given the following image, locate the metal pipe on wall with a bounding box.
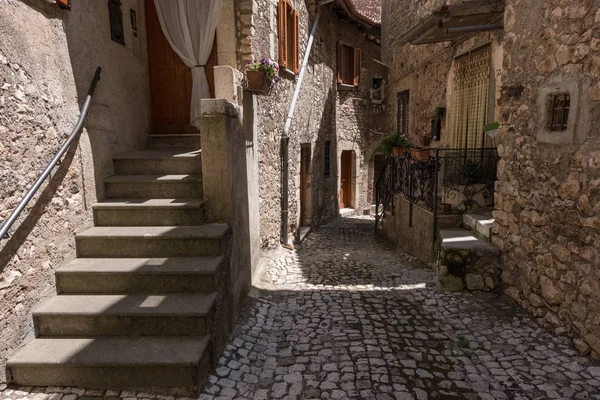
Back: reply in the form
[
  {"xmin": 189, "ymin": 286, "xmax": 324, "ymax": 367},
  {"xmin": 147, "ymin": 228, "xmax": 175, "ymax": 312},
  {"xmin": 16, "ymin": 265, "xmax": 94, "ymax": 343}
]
[{"xmin": 281, "ymin": 0, "xmax": 334, "ymax": 247}]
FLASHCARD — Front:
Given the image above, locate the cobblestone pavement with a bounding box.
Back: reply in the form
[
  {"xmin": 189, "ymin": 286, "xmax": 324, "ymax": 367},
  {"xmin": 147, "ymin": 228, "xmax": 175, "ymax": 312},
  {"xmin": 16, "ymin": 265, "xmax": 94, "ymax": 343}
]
[
  {"xmin": 2, "ymin": 216, "xmax": 600, "ymax": 400},
  {"xmin": 201, "ymin": 216, "xmax": 600, "ymax": 400}
]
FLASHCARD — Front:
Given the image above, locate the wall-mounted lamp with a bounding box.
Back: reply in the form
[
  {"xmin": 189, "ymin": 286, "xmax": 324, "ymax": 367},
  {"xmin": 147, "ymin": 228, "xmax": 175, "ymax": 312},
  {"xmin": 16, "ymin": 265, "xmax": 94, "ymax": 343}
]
[{"xmin": 56, "ymin": 0, "xmax": 71, "ymax": 10}]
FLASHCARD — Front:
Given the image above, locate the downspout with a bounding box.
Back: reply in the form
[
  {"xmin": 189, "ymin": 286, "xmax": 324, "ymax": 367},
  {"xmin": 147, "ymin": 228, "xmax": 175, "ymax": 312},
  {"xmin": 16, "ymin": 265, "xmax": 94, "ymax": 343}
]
[{"xmin": 281, "ymin": 0, "xmax": 334, "ymax": 247}]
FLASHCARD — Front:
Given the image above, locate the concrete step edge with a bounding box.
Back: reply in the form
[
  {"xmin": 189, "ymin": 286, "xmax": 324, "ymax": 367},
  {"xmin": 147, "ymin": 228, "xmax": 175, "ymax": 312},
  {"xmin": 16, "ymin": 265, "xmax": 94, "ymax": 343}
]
[
  {"xmin": 113, "ymin": 150, "xmax": 201, "ymax": 160},
  {"xmin": 105, "ymin": 175, "xmax": 202, "ymax": 184},
  {"xmin": 56, "ymin": 257, "xmax": 224, "ymax": 275},
  {"xmin": 33, "ymin": 293, "xmax": 217, "ymax": 317},
  {"xmin": 7, "ymin": 336, "xmax": 210, "ymax": 367},
  {"xmin": 75, "ymin": 225, "xmax": 230, "ymax": 240},
  {"xmin": 93, "ymin": 199, "xmax": 205, "ymax": 210}
]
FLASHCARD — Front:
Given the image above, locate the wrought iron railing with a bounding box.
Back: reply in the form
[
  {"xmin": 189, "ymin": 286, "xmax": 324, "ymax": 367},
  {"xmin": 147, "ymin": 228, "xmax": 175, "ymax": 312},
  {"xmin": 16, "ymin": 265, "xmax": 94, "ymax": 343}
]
[{"xmin": 374, "ymin": 147, "xmax": 499, "ymax": 238}]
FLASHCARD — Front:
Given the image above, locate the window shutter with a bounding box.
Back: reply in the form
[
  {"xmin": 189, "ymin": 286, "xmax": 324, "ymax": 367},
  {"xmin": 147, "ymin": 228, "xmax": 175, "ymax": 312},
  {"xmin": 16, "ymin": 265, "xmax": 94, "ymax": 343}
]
[
  {"xmin": 278, "ymin": 0, "xmax": 288, "ymax": 69},
  {"xmin": 337, "ymin": 42, "xmax": 343, "ymax": 84},
  {"xmin": 353, "ymin": 48, "xmax": 362, "ymax": 87},
  {"xmin": 293, "ymin": 10, "xmax": 300, "ymax": 73}
]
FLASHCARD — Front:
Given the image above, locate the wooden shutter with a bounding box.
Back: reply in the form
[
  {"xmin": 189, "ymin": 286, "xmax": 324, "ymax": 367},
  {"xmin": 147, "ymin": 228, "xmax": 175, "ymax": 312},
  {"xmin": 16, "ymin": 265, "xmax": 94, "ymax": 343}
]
[
  {"xmin": 353, "ymin": 48, "xmax": 362, "ymax": 87},
  {"xmin": 278, "ymin": 0, "xmax": 288, "ymax": 69},
  {"xmin": 337, "ymin": 42, "xmax": 343, "ymax": 83},
  {"xmin": 293, "ymin": 10, "xmax": 300, "ymax": 73}
]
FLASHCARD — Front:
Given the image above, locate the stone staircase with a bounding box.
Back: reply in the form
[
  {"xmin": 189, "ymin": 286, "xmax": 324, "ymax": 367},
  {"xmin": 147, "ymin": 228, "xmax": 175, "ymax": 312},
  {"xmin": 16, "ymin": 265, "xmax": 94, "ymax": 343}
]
[
  {"xmin": 435, "ymin": 210, "xmax": 502, "ymax": 292},
  {"xmin": 6, "ymin": 146, "xmax": 229, "ymax": 389}
]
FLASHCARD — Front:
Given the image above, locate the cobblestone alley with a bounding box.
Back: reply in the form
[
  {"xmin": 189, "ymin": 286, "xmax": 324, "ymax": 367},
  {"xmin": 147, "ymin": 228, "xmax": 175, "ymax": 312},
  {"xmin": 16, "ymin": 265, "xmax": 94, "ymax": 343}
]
[
  {"xmin": 2, "ymin": 216, "xmax": 600, "ymax": 400},
  {"xmin": 201, "ymin": 216, "xmax": 600, "ymax": 400}
]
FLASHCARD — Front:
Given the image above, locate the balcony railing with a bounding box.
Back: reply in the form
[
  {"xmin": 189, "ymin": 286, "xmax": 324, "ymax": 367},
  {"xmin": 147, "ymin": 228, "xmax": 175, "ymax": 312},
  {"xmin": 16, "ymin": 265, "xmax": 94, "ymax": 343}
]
[{"xmin": 375, "ymin": 147, "xmax": 500, "ymax": 237}]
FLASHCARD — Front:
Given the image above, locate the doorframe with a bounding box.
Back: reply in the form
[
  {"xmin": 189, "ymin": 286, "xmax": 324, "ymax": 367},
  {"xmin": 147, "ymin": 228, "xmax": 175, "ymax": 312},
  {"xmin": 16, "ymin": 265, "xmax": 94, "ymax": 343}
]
[
  {"xmin": 144, "ymin": 0, "xmax": 218, "ymax": 136},
  {"xmin": 338, "ymin": 143, "xmax": 360, "ymax": 210},
  {"xmin": 299, "ymin": 144, "xmax": 312, "ymax": 228}
]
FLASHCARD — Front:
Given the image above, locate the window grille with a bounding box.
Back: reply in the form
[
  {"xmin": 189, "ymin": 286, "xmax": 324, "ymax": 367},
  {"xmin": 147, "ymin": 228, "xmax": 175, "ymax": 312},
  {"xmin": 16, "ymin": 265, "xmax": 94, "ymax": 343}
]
[{"xmin": 546, "ymin": 93, "xmax": 570, "ymax": 132}]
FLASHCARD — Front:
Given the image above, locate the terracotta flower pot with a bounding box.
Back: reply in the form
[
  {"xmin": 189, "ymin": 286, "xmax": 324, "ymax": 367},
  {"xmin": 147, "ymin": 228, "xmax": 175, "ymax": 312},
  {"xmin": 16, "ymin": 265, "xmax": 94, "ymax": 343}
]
[
  {"xmin": 392, "ymin": 147, "xmax": 408, "ymax": 157},
  {"xmin": 438, "ymin": 203, "xmax": 452, "ymax": 214},
  {"xmin": 246, "ymin": 70, "xmax": 268, "ymax": 91},
  {"xmin": 410, "ymin": 148, "xmax": 431, "ymax": 161}
]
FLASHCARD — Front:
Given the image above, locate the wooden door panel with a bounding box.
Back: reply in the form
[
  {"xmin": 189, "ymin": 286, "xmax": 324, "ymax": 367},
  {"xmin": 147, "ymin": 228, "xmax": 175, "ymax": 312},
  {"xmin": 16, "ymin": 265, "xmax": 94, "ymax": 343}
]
[
  {"xmin": 340, "ymin": 151, "xmax": 352, "ymax": 209},
  {"xmin": 145, "ymin": 0, "xmax": 216, "ymax": 135}
]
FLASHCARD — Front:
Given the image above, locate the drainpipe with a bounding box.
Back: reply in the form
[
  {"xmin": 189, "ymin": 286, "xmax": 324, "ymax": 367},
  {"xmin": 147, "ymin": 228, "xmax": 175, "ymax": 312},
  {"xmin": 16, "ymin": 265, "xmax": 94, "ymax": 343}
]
[{"xmin": 281, "ymin": 0, "xmax": 334, "ymax": 247}]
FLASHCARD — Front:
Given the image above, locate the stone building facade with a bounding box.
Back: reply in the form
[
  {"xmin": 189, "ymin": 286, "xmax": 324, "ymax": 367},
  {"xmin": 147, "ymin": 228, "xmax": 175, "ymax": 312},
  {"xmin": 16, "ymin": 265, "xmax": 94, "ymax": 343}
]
[
  {"xmin": 382, "ymin": 0, "xmax": 600, "ymax": 356},
  {"xmin": 381, "ymin": 0, "xmax": 503, "ymax": 147},
  {"xmin": 0, "ymin": 0, "xmax": 149, "ymax": 382},
  {"xmin": 234, "ymin": 0, "xmax": 384, "ymax": 247},
  {"xmin": 0, "ymin": 0, "xmax": 383, "ymax": 383},
  {"xmin": 495, "ymin": 0, "xmax": 600, "ymax": 357}
]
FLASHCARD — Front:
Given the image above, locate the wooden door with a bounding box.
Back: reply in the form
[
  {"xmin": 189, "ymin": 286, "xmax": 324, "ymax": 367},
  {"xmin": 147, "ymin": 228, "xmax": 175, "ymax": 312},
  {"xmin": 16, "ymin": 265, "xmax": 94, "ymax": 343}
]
[
  {"xmin": 340, "ymin": 151, "xmax": 353, "ymax": 209},
  {"xmin": 145, "ymin": 0, "xmax": 217, "ymax": 135},
  {"xmin": 300, "ymin": 145, "xmax": 312, "ymax": 226}
]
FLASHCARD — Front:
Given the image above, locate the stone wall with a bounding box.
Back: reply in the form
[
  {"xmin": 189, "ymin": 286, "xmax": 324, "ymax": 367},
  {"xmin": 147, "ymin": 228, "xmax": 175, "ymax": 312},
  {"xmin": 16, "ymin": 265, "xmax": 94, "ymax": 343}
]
[
  {"xmin": 494, "ymin": 0, "xmax": 600, "ymax": 356},
  {"xmin": 381, "ymin": 0, "xmax": 503, "ymax": 148},
  {"xmin": 0, "ymin": 0, "xmax": 149, "ymax": 382},
  {"xmin": 238, "ymin": 0, "xmax": 383, "ymax": 248}
]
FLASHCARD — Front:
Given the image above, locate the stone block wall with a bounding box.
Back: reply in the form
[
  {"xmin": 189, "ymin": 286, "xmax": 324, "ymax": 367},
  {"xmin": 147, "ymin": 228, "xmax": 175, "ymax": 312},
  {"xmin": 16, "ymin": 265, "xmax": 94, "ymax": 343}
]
[
  {"xmin": 494, "ymin": 0, "xmax": 600, "ymax": 356},
  {"xmin": 237, "ymin": 0, "xmax": 383, "ymax": 248},
  {"xmin": 0, "ymin": 0, "xmax": 149, "ymax": 382},
  {"xmin": 381, "ymin": 0, "xmax": 503, "ymax": 148}
]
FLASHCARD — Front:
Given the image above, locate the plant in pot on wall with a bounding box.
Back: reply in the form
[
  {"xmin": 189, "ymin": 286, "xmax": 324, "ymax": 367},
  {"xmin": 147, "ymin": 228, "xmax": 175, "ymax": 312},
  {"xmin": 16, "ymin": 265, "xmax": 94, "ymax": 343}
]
[
  {"xmin": 381, "ymin": 131, "xmax": 413, "ymax": 157},
  {"xmin": 245, "ymin": 59, "xmax": 280, "ymax": 94},
  {"xmin": 410, "ymin": 136, "xmax": 431, "ymax": 162}
]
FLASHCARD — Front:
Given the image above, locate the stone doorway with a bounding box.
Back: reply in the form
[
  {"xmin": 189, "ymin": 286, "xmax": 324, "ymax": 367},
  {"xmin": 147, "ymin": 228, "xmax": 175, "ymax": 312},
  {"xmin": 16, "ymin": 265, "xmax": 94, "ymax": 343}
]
[
  {"xmin": 145, "ymin": 0, "xmax": 217, "ymax": 135},
  {"xmin": 340, "ymin": 150, "xmax": 354, "ymax": 209},
  {"xmin": 300, "ymin": 144, "xmax": 313, "ymax": 228}
]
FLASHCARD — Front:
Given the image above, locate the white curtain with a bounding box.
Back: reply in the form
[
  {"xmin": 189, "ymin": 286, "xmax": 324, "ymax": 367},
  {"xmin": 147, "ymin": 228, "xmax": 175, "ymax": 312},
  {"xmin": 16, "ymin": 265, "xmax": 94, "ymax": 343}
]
[{"xmin": 153, "ymin": 0, "xmax": 222, "ymax": 128}]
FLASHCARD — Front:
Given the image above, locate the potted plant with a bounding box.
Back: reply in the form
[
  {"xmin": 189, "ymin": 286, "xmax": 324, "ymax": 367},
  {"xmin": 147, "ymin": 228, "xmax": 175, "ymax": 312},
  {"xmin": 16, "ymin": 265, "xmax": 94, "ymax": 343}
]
[
  {"xmin": 484, "ymin": 122, "xmax": 500, "ymax": 138},
  {"xmin": 410, "ymin": 147, "xmax": 431, "ymax": 161},
  {"xmin": 245, "ymin": 59, "xmax": 280, "ymax": 93},
  {"xmin": 423, "ymin": 135, "xmax": 432, "ymax": 147},
  {"xmin": 381, "ymin": 131, "xmax": 413, "ymax": 157}
]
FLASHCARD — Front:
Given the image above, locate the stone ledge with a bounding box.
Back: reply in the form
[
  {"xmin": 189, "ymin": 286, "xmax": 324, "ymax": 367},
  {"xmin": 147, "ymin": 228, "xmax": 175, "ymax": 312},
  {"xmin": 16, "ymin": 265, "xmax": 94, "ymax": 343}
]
[{"xmin": 200, "ymin": 98, "xmax": 241, "ymax": 118}]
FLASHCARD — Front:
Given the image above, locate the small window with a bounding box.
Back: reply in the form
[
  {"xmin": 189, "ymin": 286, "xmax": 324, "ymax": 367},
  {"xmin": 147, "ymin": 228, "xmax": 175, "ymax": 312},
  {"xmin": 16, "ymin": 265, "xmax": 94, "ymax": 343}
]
[
  {"xmin": 337, "ymin": 42, "xmax": 362, "ymax": 87},
  {"xmin": 397, "ymin": 90, "xmax": 410, "ymax": 134},
  {"xmin": 372, "ymin": 77, "xmax": 384, "ymax": 101},
  {"xmin": 278, "ymin": 0, "xmax": 300, "ymax": 73},
  {"xmin": 108, "ymin": 0, "xmax": 125, "ymax": 46},
  {"xmin": 324, "ymin": 141, "xmax": 331, "ymax": 178},
  {"xmin": 546, "ymin": 93, "xmax": 570, "ymax": 132}
]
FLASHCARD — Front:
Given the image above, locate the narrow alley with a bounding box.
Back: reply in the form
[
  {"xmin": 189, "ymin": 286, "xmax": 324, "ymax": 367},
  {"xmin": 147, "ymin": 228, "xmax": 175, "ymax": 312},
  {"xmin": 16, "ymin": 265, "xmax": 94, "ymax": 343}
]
[{"xmin": 201, "ymin": 216, "xmax": 600, "ymax": 400}]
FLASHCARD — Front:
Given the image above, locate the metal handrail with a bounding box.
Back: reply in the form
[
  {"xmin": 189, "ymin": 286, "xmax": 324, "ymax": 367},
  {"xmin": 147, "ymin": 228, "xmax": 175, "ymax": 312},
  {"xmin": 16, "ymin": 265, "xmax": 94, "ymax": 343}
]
[{"xmin": 0, "ymin": 67, "xmax": 102, "ymax": 240}]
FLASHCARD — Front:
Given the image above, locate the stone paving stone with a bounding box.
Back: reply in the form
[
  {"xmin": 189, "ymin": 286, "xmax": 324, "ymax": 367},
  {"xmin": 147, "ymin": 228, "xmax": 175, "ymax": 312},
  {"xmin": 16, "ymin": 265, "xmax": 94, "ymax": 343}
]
[
  {"xmin": 2, "ymin": 216, "xmax": 600, "ymax": 399},
  {"xmin": 200, "ymin": 216, "xmax": 600, "ymax": 399}
]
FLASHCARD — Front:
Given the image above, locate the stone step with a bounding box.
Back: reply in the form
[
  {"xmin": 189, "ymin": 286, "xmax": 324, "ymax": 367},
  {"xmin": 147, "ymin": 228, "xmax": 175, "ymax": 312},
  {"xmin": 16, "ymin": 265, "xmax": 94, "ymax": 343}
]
[
  {"xmin": 147, "ymin": 135, "xmax": 201, "ymax": 150},
  {"xmin": 75, "ymin": 225, "xmax": 229, "ymax": 258},
  {"xmin": 93, "ymin": 198, "xmax": 206, "ymax": 226},
  {"xmin": 462, "ymin": 211, "xmax": 494, "ymax": 241},
  {"xmin": 105, "ymin": 175, "xmax": 203, "ymax": 199},
  {"xmin": 56, "ymin": 257, "xmax": 223, "ymax": 294},
  {"xmin": 113, "ymin": 149, "xmax": 201, "ymax": 175},
  {"xmin": 7, "ymin": 336, "xmax": 210, "ymax": 388},
  {"xmin": 440, "ymin": 228, "xmax": 500, "ymax": 254},
  {"xmin": 437, "ymin": 228, "xmax": 501, "ymax": 292},
  {"xmin": 33, "ymin": 293, "xmax": 216, "ymax": 337}
]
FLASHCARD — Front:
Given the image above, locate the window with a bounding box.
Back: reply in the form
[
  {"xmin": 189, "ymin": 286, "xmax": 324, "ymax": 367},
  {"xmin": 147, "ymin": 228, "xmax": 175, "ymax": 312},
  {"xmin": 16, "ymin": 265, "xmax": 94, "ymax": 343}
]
[
  {"xmin": 278, "ymin": 0, "xmax": 300, "ymax": 73},
  {"xmin": 397, "ymin": 90, "xmax": 409, "ymax": 134},
  {"xmin": 371, "ymin": 77, "xmax": 384, "ymax": 101},
  {"xmin": 448, "ymin": 47, "xmax": 491, "ymax": 149},
  {"xmin": 324, "ymin": 141, "xmax": 331, "ymax": 178},
  {"xmin": 546, "ymin": 93, "xmax": 570, "ymax": 132},
  {"xmin": 108, "ymin": 0, "xmax": 125, "ymax": 46},
  {"xmin": 337, "ymin": 42, "xmax": 362, "ymax": 86}
]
